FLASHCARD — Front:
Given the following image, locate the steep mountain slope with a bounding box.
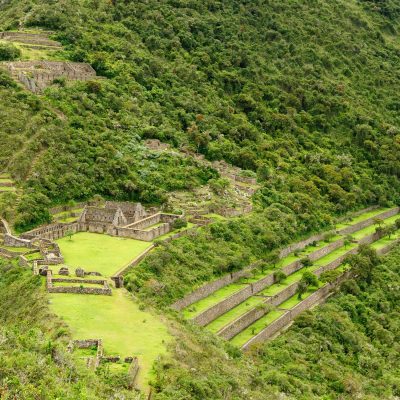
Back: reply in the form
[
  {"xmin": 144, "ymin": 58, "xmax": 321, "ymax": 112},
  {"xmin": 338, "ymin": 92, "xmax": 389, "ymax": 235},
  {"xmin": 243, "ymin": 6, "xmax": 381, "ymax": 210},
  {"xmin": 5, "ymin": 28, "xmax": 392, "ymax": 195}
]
[
  {"xmin": 0, "ymin": 0, "xmax": 400, "ymax": 399},
  {"xmin": 0, "ymin": 0, "xmax": 399, "ymax": 227}
]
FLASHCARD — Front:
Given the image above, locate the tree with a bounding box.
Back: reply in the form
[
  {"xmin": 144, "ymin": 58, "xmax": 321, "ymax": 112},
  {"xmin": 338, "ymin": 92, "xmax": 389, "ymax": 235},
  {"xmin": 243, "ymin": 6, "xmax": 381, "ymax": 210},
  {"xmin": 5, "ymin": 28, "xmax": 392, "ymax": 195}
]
[
  {"xmin": 0, "ymin": 43, "xmax": 21, "ymax": 61},
  {"xmin": 344, "ymin": 235, "xmax": 353, "ymax": 248},
  {"xmin": 273, "ymin": 270, "xmax": 286, "ymax": 284},
  {"xmin": 266, "ymin": 249, "xmax": 280, "ymax": 268},
  {"xmin": 297, "ymin": 271, "xmax": 319, "ymax": 299},
  {"xmin": 373, "ymin": 218, "xmax": 384, "ymax": 227},
  {"xmin": 386, "ymin": 224, "xmax": 397, "ymax": 239},
  {"xmin": 301, "ymin": 256, "xmax": 313, "ymax": 268}
]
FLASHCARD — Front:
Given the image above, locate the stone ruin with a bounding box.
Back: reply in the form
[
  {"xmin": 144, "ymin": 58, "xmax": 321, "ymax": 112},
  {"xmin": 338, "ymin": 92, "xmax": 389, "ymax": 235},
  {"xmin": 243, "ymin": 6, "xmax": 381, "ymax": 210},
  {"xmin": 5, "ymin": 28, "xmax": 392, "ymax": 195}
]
[
  {"xmin": 78, "ymin": 201, "xmax": 181, "ymax": 242},
  {"xmin": 0, "ymin": 31, "xmax": 62, "ymax": 49},
  {"xmin": 67, "ymin": 339, "xmax": 140, "ymax": 387},
  {"xmin": 1, "ymin": 61, "xmax": 97, "ymax": 93},
  {"xmin": 144, "ymin": 139, "xmax": 170, "ymax": 151}
]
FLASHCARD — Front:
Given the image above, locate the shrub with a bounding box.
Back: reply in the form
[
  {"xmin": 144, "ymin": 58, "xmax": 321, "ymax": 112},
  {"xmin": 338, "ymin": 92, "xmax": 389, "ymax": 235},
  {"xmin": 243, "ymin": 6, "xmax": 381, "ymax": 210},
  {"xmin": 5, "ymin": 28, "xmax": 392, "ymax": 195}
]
[{"xmin": 0, "ymin": 43, "xmax": 21, "ymax": 61}]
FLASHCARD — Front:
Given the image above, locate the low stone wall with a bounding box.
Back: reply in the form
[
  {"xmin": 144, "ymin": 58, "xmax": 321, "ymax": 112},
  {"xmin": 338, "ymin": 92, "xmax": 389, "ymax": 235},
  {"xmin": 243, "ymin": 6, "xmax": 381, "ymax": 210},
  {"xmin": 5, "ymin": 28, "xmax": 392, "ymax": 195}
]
[
  {"xmin": 18, "ymin": 254, "xmax": 30, "ymax": 267},
  {"xmin": 127, "ymin": 357, "xmax": 140, "ymax": 389},
  {"xmin": 358, "ymin": 231, "xmax": 383, "ymax": 245},
  {"xmin": 314, "ymin": 247, "xmax": 358, "ymax": 277},
  {"xmin": 279, "ymin": 232, "xmax": 326, "ymax": 259},
  {"xmin": 4, "ymin": 233, "xmax": 33, "ymax": 248},
  {"xmin": 50, "ymin": 202, "xmax": 86, "ymax": 215},
  {"xmin": 46, "ymin": 270, "xmax": 112, "ymax": 295},
  {"xmin": 193, "ymin": 284, "xmax": 254, "ymax": 326},
  {"xmin": 173, "ymin": 236, "xmax": 343, "ymax": 312},
  {"xmin": 336, "ymin": 206, "xmax": 379, "ymax": 223},
  {"xmin": 0, "ymin": 218, "xmax": 11, "ymax": 234},
  {"xmin": 376, "ymin": 238, "xmax": 400, "ymax": 255},
  {"xmin": 218, "ymin": 282, "xmax": 299, "ymax": 340},
  {"xmin": 48, "ymin": 285, "xmax": 112, "ymax": 295},
  {"xmin": 52, "ymin": 277, "xmax": 106, "ymax": 285},
  {"xmin": 308, "ymin": 239, "xmax": 344, "ymax": 261},
  {"xmin": 338, "ymin": 207, "xmax": 399, "ymax": 235},
  {"xmin": 113, "ymin": 245, "xmax": 155, "ymax": 278},
  {"xmin": 124, "ymin": 213, "xmax": 162, "ymax": 230},
  {"xmin": 0, "ymin": 248, "xmax": 23, "ymax": 258}
]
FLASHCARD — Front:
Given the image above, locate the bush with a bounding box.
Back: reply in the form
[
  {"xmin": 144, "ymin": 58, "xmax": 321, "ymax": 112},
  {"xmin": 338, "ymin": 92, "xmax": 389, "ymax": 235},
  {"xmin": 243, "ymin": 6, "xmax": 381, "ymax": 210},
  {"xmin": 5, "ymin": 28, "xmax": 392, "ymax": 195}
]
[
  {"xmin": 172, "ymin": 218, "xmax": 188, "ymax": 230},
  {"xmin": 0, "ymin": 43, "xmax": 21, "ymax": 61}
]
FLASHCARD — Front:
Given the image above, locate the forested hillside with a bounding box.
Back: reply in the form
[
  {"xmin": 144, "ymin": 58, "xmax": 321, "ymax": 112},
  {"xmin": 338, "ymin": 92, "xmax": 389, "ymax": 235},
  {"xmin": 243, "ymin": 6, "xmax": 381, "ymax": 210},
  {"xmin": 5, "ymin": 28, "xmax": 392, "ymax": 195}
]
[
  {"xmin": 1, "ymin": 0, "xmax": 400, "ymax": 399},
  {"xmin": 0, "ymin": 0, "xmax": 400, "ymax": 227}
]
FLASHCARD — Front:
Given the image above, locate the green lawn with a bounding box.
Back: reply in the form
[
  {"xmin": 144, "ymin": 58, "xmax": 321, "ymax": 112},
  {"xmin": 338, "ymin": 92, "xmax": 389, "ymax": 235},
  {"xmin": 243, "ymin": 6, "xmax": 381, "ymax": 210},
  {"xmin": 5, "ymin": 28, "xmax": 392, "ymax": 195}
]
[
  {"xmin": 279, "ymin": 288, "xmax": 316, "ymax": 309},
  {"xmin": 230, "ymin": 309, "xmax": 286, "ymax": 347},
  {"xmin": 56, "ymin": 232, "xmax": 152, "ymax": 277},
  {"xmin": 0, "ymin": 186, "xmax": 16, "ymax": 192},
  {"xmin": 0, "ymin": 178, "xmax": 13, "ymax": 184},
  {"xmin": 335, "ymin": 207, "xmax": 392, "ymax": 230},
  {"xmin": 183, "ymin": 281, "xmax": 248, "ymax": 319},
  {"xmin": 49, "ymin": 289, "xmax": 171, "ymax": 388},
  {"xmin": 370, "ymin": 232, "xmax": 400, "ymax": 251},
  {"xmin": 352, "ymin": 214, "xmax": 400, "ymax": 240},
  {"xmin": 206, "ymin": 296, "xmax": 266, "ymax": 333}
]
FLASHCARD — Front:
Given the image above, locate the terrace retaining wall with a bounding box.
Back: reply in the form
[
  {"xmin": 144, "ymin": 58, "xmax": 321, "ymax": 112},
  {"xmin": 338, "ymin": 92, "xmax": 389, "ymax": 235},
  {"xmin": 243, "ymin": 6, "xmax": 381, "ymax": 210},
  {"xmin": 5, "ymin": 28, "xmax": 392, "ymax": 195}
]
[
  {"xmin": 242, "ymin": 271, "xmax": 352, "ymax": 350},
  {"xmin": 171, "ymin": 263, "xmax": 260, "ymax": 311},
  {"xmin": 192, "ymin": 238, "xmax": 345, "ymax": 326},
  {"xmin": 338, "ymin": 207, "xmax": 399, "ymax": 235},
  {"xmin": 219, "ymin": 282, "xmax": 299, "ymax": 340}
]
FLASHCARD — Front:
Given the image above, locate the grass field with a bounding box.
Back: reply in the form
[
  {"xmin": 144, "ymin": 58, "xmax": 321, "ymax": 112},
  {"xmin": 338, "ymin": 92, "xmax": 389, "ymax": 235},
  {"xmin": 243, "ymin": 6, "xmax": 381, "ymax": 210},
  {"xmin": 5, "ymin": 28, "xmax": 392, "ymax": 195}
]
[
  {"xmin": 56, "ymin": 232, "xmax": 152, "ymax": 277},
  {"xmin": 352, "ymin": 214, "xmax": 400, "ymax": 240},
  {"xmin": 335, "ymin": 207, "xmax": 392, "ymax": 230},
  {"xmin": 49, "ymin": 289, "xmax": 171, "ymax": 388},
  {"xmin": 230, "ymin": 309, "xmax": 286, "ymax": 347},
  {"xmin": 206, "ymin": 296, "xmax": 266, "ymax": 333}
]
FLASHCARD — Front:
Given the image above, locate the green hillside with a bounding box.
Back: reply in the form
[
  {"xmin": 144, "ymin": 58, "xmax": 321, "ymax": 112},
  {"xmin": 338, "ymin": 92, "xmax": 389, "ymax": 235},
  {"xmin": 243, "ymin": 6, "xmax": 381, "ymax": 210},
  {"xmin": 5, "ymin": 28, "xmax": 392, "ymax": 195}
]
[{"xmin": 0, "ymin": 0, "xmax": 400, "ymax": 399}]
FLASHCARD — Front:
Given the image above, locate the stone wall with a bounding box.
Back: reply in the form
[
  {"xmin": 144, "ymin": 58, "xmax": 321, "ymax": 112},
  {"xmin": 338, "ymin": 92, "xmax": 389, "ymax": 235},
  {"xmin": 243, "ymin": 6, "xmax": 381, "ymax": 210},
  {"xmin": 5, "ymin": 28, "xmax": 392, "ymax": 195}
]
[
  {"xmin": 0, "ymin": 32, "xmax": 61, "ymax": 47},
  {"xmin": 376, "ymin": 238, "xmax": 400, "ymax": 255},
  {"xmin": 127, "ymin": 357, "xmax": 140, "ymax": 389},
  {"xmin": 50, "ymin": 202, "xmax": 86, "ymax": 215},
  {"xmin": 191, "ymin": 237, "xmax": 348, "ymax": 327},
  {"xmin": 314, "ymin": 247, "xmax": 358, "ymax": 277},
  {"xmin": 193, "ymin": 285, "xmax": 254, "ymax": 326},
  {"xmin": 336, "ymin": 206, "xmax": 379, "ymax": 223},
  {"xmin": 113, "ymin": 245, "xmax": 155, "ymax": 278},
  {"xmin": 218, "ymin": 282, "xmax": 299, "ymax": 340},
  {"xmin": 47, "ymin": 285, "xmax": 112, "ymax": 295},
  {"xmin": 242, "ymin": 271, "xmax": 352, "ymax": 350},
  {"xmin": 2, "ymin": 61, "xmax": 96, "ymax": 93},
  {"xmin": 173, "ymin": 236, "xmax": 343, "ymax": 312},
  {"xmin": 3, "ymin": 233, "xmax": 32, "ymax": 248},
  {"xmin": 171, "ymin": 263, "xmax": 260, "ymax": 311},
  {"xmin": 338, "ymin": 207, "xmax": 399, "ymax": 235},
  {"xmin": 21, "ymin": 222, "xmax": 79, "ymax": 240},
  {"xmin": 46, "ymin": 270, "xmax": 112, "ymax": 295},
  {"xmin": 279, "ymin": 232, "xmax": 326, "ymax": 259}
]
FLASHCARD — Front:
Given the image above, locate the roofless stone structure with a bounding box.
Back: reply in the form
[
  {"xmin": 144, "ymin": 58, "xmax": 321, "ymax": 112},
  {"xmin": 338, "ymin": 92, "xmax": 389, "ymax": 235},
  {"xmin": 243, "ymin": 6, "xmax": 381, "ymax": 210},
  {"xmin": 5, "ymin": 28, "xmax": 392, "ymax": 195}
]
[{"xmin": 1, "ymin": 61, "xmax": 96, "ymax": 92}]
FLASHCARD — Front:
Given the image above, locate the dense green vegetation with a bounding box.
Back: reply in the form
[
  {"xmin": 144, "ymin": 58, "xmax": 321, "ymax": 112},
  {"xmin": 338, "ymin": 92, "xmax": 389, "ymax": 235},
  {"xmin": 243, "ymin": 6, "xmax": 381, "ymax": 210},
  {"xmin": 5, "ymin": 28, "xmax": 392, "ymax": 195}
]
[
  {"xmin": 1, "ymin": 0, "xmax": 400, "ymax": 399},
  {"xmin": 148, "ymin": 246, "xmax": 400, "ymax": 400},
  {"xmin": 1, "ymin": 0, "xmax": 400, "ymax": 228}
]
